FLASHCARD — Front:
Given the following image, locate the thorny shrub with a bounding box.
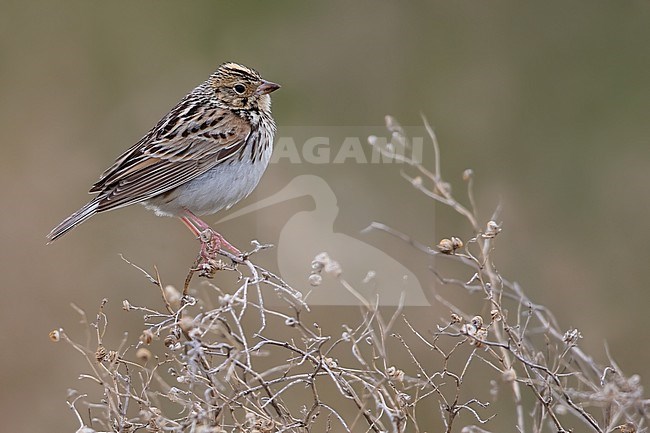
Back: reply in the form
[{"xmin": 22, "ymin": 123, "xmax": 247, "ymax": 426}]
[{"xmin": 52, "ymin": 117, "xmax": 648, "ymax": 433}]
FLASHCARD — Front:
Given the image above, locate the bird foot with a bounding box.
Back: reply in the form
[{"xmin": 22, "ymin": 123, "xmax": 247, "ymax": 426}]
[
  {"xmin": 198, "ymin": 229, "xmax": 219, "ymax": 258},
  {"xmin": 199, "ymin": 228, "xmax": 241, "ymax": 256}
]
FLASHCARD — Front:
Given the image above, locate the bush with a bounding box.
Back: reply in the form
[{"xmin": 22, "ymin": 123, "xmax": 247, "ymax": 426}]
[{"xmin": 53, "ymin": 117, "xmax": 646, "ymax": 433}]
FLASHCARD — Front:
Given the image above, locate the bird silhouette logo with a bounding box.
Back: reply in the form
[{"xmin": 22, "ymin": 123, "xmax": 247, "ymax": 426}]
[{"xmin": 219, "ymin": 175, "xmax": 429, "ymax": 306}]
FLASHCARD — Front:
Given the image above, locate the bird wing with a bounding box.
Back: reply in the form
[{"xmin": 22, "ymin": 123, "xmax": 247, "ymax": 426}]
[{"xmin": 88, "ymin": 105, "xmax": 252, "ymax": 212}]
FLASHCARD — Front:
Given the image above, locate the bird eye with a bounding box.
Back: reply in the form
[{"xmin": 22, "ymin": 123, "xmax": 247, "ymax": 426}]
[{"xmin": 234, "ymin": 84, "xmax": 246, "ymax": 94}]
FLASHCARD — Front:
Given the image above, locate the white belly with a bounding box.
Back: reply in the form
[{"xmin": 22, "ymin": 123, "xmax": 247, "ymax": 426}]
[{"xmin": 143, "ymin": 143, "xmax": 272, "ymax": 217}]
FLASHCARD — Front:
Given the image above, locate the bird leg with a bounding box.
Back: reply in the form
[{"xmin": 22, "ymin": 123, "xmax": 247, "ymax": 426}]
[
  {"xmin": 180, "ymin": 210, "xmax": 242, "ymax": 258},
  {"xmin": 180, "ymin": 216, "xmax": 223, "ymax": 282}
]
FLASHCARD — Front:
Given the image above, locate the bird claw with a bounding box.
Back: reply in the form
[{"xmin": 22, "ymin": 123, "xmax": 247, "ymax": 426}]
[
  {"xmin": 199, "ymin": 228, "xmax": 215, "ymax": 244},
  {"xmin": 189, "ymin": 228, "xmax": 245, "ymax": 283},
  {"xmin": 195, "ymin": 231, "xmax": 233, "ymax": 277},
  {"xmin": 198, "ymin": 228, "xmax": 241, "ymax": 257}
]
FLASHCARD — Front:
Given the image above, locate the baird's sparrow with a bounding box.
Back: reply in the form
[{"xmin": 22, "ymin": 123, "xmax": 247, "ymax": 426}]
[{"xmin": 47, "ymin": 62, "xmax": 280, "ymax": 256}]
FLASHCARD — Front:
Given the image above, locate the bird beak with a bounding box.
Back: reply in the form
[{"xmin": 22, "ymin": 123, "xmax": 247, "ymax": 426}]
[{"xmin": 256, "ymin": 80, "xmax": 281, "ymax": 95}]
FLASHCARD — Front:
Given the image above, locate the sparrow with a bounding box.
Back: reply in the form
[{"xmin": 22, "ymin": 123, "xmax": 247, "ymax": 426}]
[{"xmin": 47, "ymin": 62, "xmax": 280, "ymax": 257}]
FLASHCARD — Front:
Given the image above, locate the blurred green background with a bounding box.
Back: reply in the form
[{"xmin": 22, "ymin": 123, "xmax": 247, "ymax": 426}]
[{"xmin": 1, "ymin": 1, "xmax": 649, "ymax": 431}]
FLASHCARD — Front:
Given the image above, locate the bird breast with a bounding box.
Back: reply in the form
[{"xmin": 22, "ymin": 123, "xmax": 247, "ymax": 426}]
[{"xmin": 143, "ymin": 132, "xmax": 274, "ymax": 217}]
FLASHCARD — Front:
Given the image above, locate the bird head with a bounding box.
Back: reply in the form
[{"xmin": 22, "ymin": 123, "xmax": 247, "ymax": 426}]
[{"xmin": 208, "ymin": 62, "xmax": 280, "ymax": 112}]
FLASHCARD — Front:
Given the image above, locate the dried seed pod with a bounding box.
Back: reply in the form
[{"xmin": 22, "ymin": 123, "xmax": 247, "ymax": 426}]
[
  {"xmin": 255, "ymin": 419, "xmax": 276, "ymax": 433},
  {"xmin": 437, "ymin": 238, "xmax": 454, "ymax": 254},
  {"xmin": 460, "ymin": 323, "xmax": 477, "ymax": 336},
  {"xmin": 387, "ymin": 366, "xmax": 405, "ymax": 382},
  {"xmin": 450, "ymin": 313, "xmax": 462, "ymax": 324},
  {"xmin": 164, "ymin": 334, "xmax": 178, "ymax": 348},
  {"xmin": 140, "ymin": 329, "xmax": 154, "ymax": 345},
  {"xmin": 49, "ymin": 329, "xmax": 61, "ymax": 342},
  {"xmin": 563, "ymin": 328, "xmax": 583, "ymax": 345},
  {"xmin": 437, "ymin": 237, "xmax": 463, "ymax": 254},
  {"xmin": 397, "ymin": 392, "xmax": 411, "ymax": 406},
  {"xmin": 136, "ymin": 348, "xmax": 152, "ymax": 363},
  {"xmin": 470, "ymin": 315, "xmax": 484, "ymax": 329},
  {"xmin": 164, "ymin": 285, "xmax": 182, "ymax": 305},
  {"xmin": 323, "ymin": 357, "xmax": 338, "ymax": 369},
  {"xmin": 614, "ymin": 422, "xmax": 637, "ymax": 433},
  {"xmin": 308, "ymin": 273, "xmax": 322, "ymax": 286},
  {"xmin": 471, "ymin": 327, "xmax": 488, "ymax": 348},
  {"xmin": 95, "ymin": 345, "xmax": 107, "ymax": 362},
  {"xmin": 485, "ymin": 220, "xmax": 502, "ymax": 238}
]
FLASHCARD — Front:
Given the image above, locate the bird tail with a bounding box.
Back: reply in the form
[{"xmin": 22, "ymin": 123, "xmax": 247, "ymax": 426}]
[{"xmin": 46, "ymin": 199, "xmax": 100, "ymax": 244}]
